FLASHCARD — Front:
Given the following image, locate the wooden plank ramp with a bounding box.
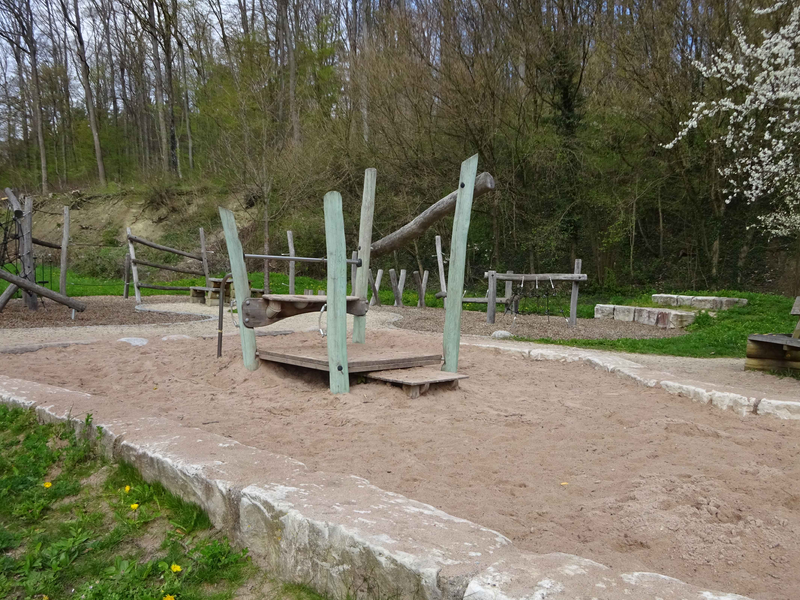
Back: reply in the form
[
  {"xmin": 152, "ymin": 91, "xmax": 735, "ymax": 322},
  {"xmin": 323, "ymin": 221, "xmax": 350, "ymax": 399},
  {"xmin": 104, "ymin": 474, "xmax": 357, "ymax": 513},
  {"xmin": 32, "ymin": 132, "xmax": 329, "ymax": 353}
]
[{"xmin": 366, "ymin": 367, "xmax": 467, "ymax": 398}]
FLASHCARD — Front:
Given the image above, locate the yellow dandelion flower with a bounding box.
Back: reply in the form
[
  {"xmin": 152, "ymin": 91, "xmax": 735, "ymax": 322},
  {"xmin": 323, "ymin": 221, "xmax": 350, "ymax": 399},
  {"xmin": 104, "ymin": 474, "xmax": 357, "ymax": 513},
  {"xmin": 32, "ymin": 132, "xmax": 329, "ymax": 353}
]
[
  {"xmin": 43, "ymin": 482, "xmax": 52, "ymax": 489},
  {"xmin": 163, "ymin": 596, "xmax": 176, "ymax": 600},
  {"xmin": 170, "ymin": 563, "xmax": 182, "ymax": 573},
  {"xmin": 124, "ymin": 485, "xmax": 131, "ymax": 493},
  {"xmin": 130, "ymin": 503, "xmax": 139, "ymax": 511},
  {"xmin": 43, "ymin": 596, "xmax": 49, "ymax": 600}
]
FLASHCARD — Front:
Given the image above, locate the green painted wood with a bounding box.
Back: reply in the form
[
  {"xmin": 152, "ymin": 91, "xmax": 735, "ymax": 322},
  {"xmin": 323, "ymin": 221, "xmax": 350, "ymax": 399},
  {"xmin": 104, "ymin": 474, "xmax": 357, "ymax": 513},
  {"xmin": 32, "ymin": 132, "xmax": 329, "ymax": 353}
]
[
  {"xmin": 324, "ymin": 192, "xmax": 350, "ymax": 393},
  {"xmin": 218, "ymin": 207, "xmax": 260, "ymax": 372},
  {"xmin": 443, "ymin": 154, "xmax": 479, "ymax": 372},
  {"xmin": 353, "ymin": 168, "xmax": 376, "ymax": 343}
]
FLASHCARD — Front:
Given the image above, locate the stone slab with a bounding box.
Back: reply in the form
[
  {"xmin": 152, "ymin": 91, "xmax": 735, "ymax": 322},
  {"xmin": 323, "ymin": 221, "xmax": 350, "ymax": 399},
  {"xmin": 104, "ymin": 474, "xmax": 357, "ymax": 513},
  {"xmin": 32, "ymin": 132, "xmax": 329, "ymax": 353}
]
[
  {"xmin": 0, "ymin": 375, "xmax": 752, "ymax": 600},
  {"xmin": 593, "ymin": 304, "xmax": 615, "ymax": 319},
  {"xmin": 613, "ymin": 305, "xmax": 635, "ymax": 322},
  {"xmin": 651, "ymin": 294, "xmax": 678, "ymax": 306}
]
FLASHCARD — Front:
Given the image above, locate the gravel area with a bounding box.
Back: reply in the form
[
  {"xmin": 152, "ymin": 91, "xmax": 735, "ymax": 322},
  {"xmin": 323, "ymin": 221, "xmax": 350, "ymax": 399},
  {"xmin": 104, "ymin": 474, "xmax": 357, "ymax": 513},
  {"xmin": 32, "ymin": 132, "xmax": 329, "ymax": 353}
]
[
  {"xmin": 0, "ymin": 296, "xmax": 205, "ymax": 329},
  {"xmin": 377, "ymin": 305, "xmax": 688, "ymax": 340}
]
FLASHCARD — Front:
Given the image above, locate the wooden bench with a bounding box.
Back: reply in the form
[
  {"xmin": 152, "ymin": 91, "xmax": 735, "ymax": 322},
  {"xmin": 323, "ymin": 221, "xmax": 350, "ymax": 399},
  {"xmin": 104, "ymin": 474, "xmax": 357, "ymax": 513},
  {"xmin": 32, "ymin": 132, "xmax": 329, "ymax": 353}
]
[
  {"xmin": 745, "ymin": 297, "xmax": 800, "ymax": 373},
  {"xmin": 190, "ymin": 278, "xmax": 233, "ymax": 306}
]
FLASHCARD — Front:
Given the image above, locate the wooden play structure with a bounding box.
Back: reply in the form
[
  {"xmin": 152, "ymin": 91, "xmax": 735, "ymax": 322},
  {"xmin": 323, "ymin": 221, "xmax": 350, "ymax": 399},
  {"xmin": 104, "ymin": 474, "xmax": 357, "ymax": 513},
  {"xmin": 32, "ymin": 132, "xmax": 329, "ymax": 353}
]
[
  {"xmin": 0, "ymin": 189, "xmax": 85, "ymax": 313},
  {"xmin": 745, "ymin": 297, "xmax": 800, "ymax": 373},
  {"xmin": 220, "ymin": 156, "xmax": 484, "ymax": 395}
]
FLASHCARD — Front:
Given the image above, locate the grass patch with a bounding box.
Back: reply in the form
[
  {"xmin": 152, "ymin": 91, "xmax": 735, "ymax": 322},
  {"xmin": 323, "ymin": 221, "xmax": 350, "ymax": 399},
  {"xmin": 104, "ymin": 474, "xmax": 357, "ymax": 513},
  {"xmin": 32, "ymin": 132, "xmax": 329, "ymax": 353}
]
[{"xmin": 0, "ymin": 406, "xmax": 256, "ymax": 600}]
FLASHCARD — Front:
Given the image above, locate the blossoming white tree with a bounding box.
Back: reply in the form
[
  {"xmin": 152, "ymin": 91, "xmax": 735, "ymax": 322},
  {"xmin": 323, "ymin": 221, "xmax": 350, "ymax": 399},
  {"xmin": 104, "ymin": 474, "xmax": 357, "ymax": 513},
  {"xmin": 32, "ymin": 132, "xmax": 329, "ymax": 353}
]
[{"xmin": 667, "ymin": 2, "xmax": 800, "ymax": 236}]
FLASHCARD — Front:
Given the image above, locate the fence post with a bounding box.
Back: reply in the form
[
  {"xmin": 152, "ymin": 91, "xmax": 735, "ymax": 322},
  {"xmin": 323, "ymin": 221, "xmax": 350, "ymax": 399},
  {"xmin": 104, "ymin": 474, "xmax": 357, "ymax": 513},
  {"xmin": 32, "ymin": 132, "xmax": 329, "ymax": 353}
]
[
  {"xmin": 370, "ymin": 268, "xmax": 382, "ymax": 306},
  {"xmin": 286, "ymin": 230, "xmax": 295, "ymax": 294},
  {"xmin": 199, "ymin": 227, "xmax": 210, "ymax": 287},
  {"xmin": 123, "ymin": 253, "xmax": 131, "ymax": 299},
  {"xmin": 487, "ymin": 270, "xmax": 497, "ymax": 324},
  {"xmin": 569, "ymin": 258, "xmax": 582, "ymax": 328},
  {"xmin": 59, "ymin": 206, "xmax": 70, "ymax": 296},
  {"xmin": 353, "ymin": 168, "xmax": 376, "ymax": 343},
  {"xmin": 435, "ymin": 235, "xmax": 447, "ymax": 295},
  {"xmin": 126, "ymin": 227, "xmax": 142, "ymax": 303}
]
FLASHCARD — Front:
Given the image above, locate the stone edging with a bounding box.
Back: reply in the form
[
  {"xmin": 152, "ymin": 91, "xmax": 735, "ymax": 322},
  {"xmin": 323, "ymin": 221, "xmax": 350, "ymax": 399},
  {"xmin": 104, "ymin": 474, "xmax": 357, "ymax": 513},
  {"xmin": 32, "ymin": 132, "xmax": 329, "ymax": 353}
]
[
  {"xmin": 463, "ymin": 340, "xmax": 800, "ymax": 420},
  {"xmin": 0, "ymin": 376, "xmax": 750, "ymax": 600}
]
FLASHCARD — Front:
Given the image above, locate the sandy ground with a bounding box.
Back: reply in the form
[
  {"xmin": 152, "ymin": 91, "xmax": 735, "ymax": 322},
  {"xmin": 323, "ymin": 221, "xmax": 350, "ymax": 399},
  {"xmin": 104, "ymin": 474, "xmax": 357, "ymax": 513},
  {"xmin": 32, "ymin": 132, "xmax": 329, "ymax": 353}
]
[
  {"xmin": 1, "ymin": 331, "xmax": 798, "ymax": 600},
  {"xmin": 380, "ymin": 305, "xmax": 687, "ymax": 340}
]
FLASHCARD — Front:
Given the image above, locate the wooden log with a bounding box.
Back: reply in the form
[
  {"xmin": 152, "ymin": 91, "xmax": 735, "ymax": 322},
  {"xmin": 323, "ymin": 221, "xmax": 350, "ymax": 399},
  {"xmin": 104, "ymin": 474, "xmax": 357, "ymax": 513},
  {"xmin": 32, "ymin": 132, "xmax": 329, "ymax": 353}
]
[
  {"xmin": 131, "ymin": 258, "xmax": 205, "ymax": 276},
  {"xmin": 435, "ymin": 235, "xmax": 447, "ymax": 294},
  {"xmin": 323, "ymin": 191, "xmax": 349, "ymax": 393},
  {"xmin": 484, "ymin": 272, "xmax": 588, "ymax": 282},
  {"xmin": 746, "ymin": 340, "xmax": 800, "ymax": 361},
  {"xmin": 218, "ymin": 208, "xmax": 259, "ymax": 372},
  {"xmin": 443, "ymin": 155, "xmax": 478, "ymax": 373},
  {"xmin": 21, "ymin": 196, "xmax": 37, "ymax": 310},
  {"xmin": 353, "ymin": 168, "xmax": 376, "ymax": 343},
  {"xmin": 287, "ymin": 230, "xmax": 296, "ymax": 294},
  {"xmin": 126, "ymin": 233, "xmax": 203, "ymax": 261},
  {"xmin": 351, "ymin": 250, "xmax": 358, "ymax": 295},
  {"xmin": 0, "ymin": 283, "xmax": 19, "ymax": 312},
  {"xmin": 123, "ymin": 253, "xmax": 130, "ymax": 299},
  {"xmin": 199, "ymin": 227, "xmax": 210, "ymax": 287},
  {"xmin": 0, "ymin": 268, "xmax": 86, "ymax": 311},
  {"xmin": 32, "ymin": 237, "xmax": 61, "ymax": 249},
  {"xmin": 744, "ymin": 357, "xmax": 800, "ymax": 372},
  {"xmin": 569, "ymin": 258, "xmax": 582, "ymax": 328},
  {"xmin": 126, "ymin": 227, "xmax": 142, "ymax": 303},
  {"xmin": 413, "ymin": 270, "xmax": 429, "ymax": 308},
  {"xmin": 3, "ymin": 188, "xmax": 22, "ymax": 217},
  {"xmin": 59, "ymin": 206, "xmax": 69, "ymax": 296},
  {"xmin": 370, "ymin": 269, "xmax": 382, "ymax": 306},
  {"xmin": 371, "ymin": 172, "xmax": 495, "ymax": 258},
  {"xmin": 136, "ymin": 284, "xmax": 192, "ymax": 291},
  {"xmin": 398, "ymin": 269, "xmax": 406, "ymax": 305},
  {"xmin": 487, "ymin": 270, "xmax": 497, "ymax": 324},
  {"xmin": 389, "ymin": 268, "xmax": 401, "ymax": 306}
]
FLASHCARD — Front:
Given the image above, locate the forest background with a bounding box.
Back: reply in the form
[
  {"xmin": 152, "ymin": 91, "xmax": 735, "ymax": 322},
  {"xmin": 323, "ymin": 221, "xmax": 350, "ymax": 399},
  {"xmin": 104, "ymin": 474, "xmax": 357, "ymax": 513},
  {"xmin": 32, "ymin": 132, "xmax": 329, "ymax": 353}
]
[{"xmin": 1, "ymin": 0, "xmax": 798, "ymax": 295}]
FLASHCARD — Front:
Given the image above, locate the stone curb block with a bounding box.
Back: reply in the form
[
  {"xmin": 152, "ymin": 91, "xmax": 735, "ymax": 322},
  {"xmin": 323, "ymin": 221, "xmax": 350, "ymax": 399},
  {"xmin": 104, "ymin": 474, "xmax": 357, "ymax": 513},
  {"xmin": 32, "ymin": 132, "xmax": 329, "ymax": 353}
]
[
  {"xmin": 0, "ymin": 376, "xmax": 753, "ymax": 600},
  {"xmin": 757, "ymin": 399, "xmax": 800, "ymax": 420}
]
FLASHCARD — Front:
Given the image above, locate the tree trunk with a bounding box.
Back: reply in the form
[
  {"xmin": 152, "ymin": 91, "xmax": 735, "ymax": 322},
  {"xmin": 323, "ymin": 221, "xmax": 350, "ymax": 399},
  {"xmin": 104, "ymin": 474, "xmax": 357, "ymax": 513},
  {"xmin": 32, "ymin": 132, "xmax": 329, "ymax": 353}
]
[{"xmin": 149, "ymin": 0, "xmax": 169, "ymax": 174}]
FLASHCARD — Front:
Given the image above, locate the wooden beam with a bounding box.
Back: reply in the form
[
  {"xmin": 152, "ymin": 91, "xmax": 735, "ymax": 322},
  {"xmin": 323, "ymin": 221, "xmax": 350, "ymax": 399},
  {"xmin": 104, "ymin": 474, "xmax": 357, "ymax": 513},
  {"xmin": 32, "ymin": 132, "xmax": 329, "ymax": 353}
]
[
  {"xmin": 323, "ymin": 191, "xmax": 349, "ymax": 393},
  {"xmin": 218, "ymin": 208, "xmax": 259, "ymax": 372},
  {"xmin": 59, "ymin": 206, "xmax": 70, "ymax": 296},
  {"xmin": 0, "ymin": 283, "xmax": 18, "ymax": 312},
  {"xmin": 443, "ymin": 154, "xmax": 478, "ymax": 373},
  {"xmin": 371, "ymin": 172, "xmax": 495, "ymax": 258},
  {"xmin": 132, "ymin": 258, "xmax": 205, "ymax": 276},
  {"xmin": 199, "ymin": 227, "xmax": 210, "ymax": 287},
  {"xmin": 136, "ymin": 284, "xmax": 192, "ymax": 291},
  {"xmin": 286, "ymin": 230, "xmax": 296, "ymax": 294},
  {"xmin": 484, "ymin": 272, "xmax": 588, "ymax": 282},
  {"xmin": 0, "ymin": 268, "xmax": 86, "ymax": 311},
  {"xmin": 126, "ymin": 227, "xmax": 142, "ymax": 304},
  {"xmin": 569, "ymin": 258, "xmax": 582, "ymax": 328},
  {"xmin": 435, "ymin": 235, "xmax": 447, "ymax": 294},
  {"xmin": 21, "ymin": 196, "xmax": 37, "ymax": 310},
  {"xmin": 32, "ymin": 237, "xmax": 61, "ymax": 249},
  {"xmin": 505, "ymin": 271, "xmax": 513, "ymax": 300},
  {"xmin": 126, "ymin": 233, "xmax": 203, "ymax": 261},
  {"xmin": 123, "ymin": 253, "xmax": 130, "ymax": 299},
  {"xmin": 487, "ymin": 270, "xmax": 497, "ymax": 324},
  {"xmin": 369, "ymin": 269, "xmax": 382, "ymax": 306},
  {"xmin": 353, "ymin": 168, "xmax": 376, "ymax": 343}
]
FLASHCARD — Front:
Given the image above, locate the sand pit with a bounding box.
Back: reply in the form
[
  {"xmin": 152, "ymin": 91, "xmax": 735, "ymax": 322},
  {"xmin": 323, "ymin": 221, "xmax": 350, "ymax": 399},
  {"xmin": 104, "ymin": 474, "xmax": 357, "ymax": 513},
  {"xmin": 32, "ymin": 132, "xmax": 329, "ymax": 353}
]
[{"xmin": 1, "ymin": 329, "xmax": 798, "ymax": 599}]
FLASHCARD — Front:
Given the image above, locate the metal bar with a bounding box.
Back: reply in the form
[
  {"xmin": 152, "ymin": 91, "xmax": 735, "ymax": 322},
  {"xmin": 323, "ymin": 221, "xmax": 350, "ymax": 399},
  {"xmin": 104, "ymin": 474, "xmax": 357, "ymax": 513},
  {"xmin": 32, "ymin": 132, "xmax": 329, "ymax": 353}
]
[
  {"xmin": 127, "ymin": 233, "xmax": 203, "ymax": 261},
  {"xmin": 217, "ymin": 273, "xmax": 232, "ymax": 358},
  {"xmin": 244, "ymin": 253, "xmax": 362, "ymax": 266}
]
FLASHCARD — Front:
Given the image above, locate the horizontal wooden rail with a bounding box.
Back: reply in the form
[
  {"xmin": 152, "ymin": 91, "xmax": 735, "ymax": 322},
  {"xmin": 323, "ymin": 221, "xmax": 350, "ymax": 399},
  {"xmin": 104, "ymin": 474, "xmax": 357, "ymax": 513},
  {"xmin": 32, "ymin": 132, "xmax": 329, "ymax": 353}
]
[
  {"xmin": 132, "ymin": 258, "xmax": 205, "ymax": 276},
  {"xmin": 136, "ymin": 283, "xmax": 192, "ymax": 291},
  {"xmin": 127, "ymin": 234, "xmax": 202, "ymax": 261},
  {"xmin": 31, "ymin": 237, "xmax": 62, "ymax": 250},
  {"xmin": 483, "ymin": 272, "xmax": 587, "ymax": 282},
  {"xmin": 0, "ymin": 268, "xmax": 86, "ymax": 311}
]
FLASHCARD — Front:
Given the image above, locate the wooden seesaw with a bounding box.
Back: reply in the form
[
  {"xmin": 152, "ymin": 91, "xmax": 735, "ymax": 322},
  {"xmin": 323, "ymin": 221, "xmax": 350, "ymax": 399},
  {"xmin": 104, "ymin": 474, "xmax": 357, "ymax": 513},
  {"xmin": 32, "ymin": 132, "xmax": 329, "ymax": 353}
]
[{"xmin": 219, "ymin": 157, "xmax": 482, "ymax": 396}]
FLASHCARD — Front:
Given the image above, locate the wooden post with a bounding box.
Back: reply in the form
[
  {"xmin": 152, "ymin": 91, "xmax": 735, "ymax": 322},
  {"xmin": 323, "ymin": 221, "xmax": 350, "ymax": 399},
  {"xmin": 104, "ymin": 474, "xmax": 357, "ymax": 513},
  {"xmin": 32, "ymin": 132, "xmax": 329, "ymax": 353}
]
[
  {"xmin": 398, "ymin": 269, "xmax": 406, "ymax": 305},
  {"xmin": 353, "ymin": 168, "xmax": 376, "ymax": 343},
  {"xmin": 389, "ymin": 268, "xmax": 401, "ymax": 306},
  {"xmin": 414, "ymin": 270, "xmax": 429, "ymax": 308},
  {"xmin": 505, "ymin": 271, "xmax": 513, "ymax": 300},
  {"xmin": 21, "ymin": 196, "xmax": 37, "ymax": 310},
  {"xmin": 569, "ymin": 258, "xmax": 582, "ymax": 328},
  {"xmin": 323, "ymin": 191, "xmax": 349, "ymax": 393},
  {"xmin": 351, "ymin": 251, "xmax": 358, "ymax": 295},
  {"xmin": 435, "ymin": 235, "xmax": 447, "ymax": 294},
  {"xmin": 123, "ymin": 253, "xmax": 131, "ymax": 299},
  {"xmin": 126, "ymin": 227, "xmax": 142, "ymax": 304},
  {"xmin": 218, "ymin": 208, "xmax": 260, "ymax": 372},
  {"xmin": 487, "ymin": 270, "xmax": 497, "ymax": 324},
  {"xmin": 59, "ymin": 206, "xmax": 69, "ymax": 296},
  {"xmin": 443, "ymin": 154, "xmax": 478, "ymax": 373},
  {"xmin": 0, "ymin": 268, "xmax": 86, "ymax": 311},
  {"xmin": 370, "ymin": 268, "xmax": 382, "ymax": 306},
  {"xmin": 199, "ymin": 227, "xmax": 210, "ymax": 287},
  {"xmin": 286, "ymin": 230, "xmax": 296, "ymax": 294},
  {"xmin": 0, "ymin": 283, "xmax": 18, "ymax": 312}
]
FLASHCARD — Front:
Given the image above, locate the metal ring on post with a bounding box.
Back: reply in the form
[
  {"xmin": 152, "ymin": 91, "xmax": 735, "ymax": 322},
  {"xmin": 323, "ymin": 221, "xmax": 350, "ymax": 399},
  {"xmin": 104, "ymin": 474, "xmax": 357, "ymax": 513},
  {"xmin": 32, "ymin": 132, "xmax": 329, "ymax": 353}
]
[{"xmin": 318, "ymin": 303, "xmax": 327, "ymax": 337}]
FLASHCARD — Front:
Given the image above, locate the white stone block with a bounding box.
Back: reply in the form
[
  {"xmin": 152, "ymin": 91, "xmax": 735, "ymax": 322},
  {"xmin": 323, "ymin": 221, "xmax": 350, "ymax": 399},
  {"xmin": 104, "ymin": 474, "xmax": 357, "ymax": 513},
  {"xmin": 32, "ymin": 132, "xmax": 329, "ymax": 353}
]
[
  {"xmin": 668, "ymin": 311, "xmax": 696, "ymax": 329},
  {"xmin": 710, "ymin": 391, "xmax": 756, "ymax": 416},
  {"xmin": 594, "ymin": 304, "xmax": 615, "ymax": 319},
  {"xmin": 634, "ymin": 307, "xmax": 658, "ymax": 326},
  {"xmin": 614, "ymin": 305, "xmax": 635, "ymax": 322},
  {"xmin": 676, "ymin": 295, "xmax": 694, "ymax": 307},
  {"xmin": 756, "ymin": 399, "xmax": 800, "ymax": 420},
  {"xmin": 651, "ymin": 294, "xmax": 677, "ymax": 306},
  {"xmin": 692, "ymin": 296, "xmax": 722, "ymax": 310},
  {"xmin": 490, "ymin": 330, "xmax": 513, "ymax": 339},
  {"xmin": 660, "ymin": 380, "xmax": 711, "ymax": 404}
]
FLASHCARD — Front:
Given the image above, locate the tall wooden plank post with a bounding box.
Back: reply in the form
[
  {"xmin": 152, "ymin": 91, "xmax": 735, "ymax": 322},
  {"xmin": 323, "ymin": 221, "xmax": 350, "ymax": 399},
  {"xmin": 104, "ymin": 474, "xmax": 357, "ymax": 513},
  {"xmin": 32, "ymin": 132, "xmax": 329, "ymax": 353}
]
[
  {"xmin": 218, "ymin": 208, "xmax": 260, "ymax": 372},
  {"xmin": 22, "ymin": 196, "xmax": 37, "ymax": 310},
  {"xmin": 126, "ymin": 227, "xmax": 142, "ymax": 303},
  {"xmin": 353, "ymin": 168, "xmax": 376, "ymax": 343},
  {"xmin": 486, "ymin": 270, "xmax": 497, "ymax": 323},
  {"xmin": 435, "ymin": 235, "xmax": 447, "ymax": 295},
  {"xmin": 443, "ymin": 154, "xmax": 479, "ymax": 372},
  {"xmin": 569, "ymin": 258, "xmax": 582, "ymax": 328},
  {"xmin": 199, "ymin": 227, "xmax": 210, "ymax": 287},
  {"xmin": 286, "ymin": 231, "xmax": 296, "ymax": 294},
  {"xmin": 323, "ymin": 192, "xmax": 349, "ymax": 393},
  {"xmin": 59, "ymin": 206, "xmax": 69, "ymax": 296},
  {"xmin": 123, "ymin": 253, "xmax": 131, "ymax": 299}
]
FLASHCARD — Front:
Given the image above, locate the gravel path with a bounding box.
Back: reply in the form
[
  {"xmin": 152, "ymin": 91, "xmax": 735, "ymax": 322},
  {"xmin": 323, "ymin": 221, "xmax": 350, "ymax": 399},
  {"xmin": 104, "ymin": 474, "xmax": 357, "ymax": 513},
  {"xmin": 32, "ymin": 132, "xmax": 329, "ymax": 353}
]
[{"xmin": 376, "ymin": 305, "xmax": 687, "ymax": 340}]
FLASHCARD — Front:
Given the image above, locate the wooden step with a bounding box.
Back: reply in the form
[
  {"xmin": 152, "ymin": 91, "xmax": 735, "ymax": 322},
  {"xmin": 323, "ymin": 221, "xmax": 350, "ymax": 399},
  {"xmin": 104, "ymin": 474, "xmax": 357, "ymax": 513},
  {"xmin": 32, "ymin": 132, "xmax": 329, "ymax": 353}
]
[{"xmin": 366, "ymin": 367, "xmax": 467, "ymax": 398}]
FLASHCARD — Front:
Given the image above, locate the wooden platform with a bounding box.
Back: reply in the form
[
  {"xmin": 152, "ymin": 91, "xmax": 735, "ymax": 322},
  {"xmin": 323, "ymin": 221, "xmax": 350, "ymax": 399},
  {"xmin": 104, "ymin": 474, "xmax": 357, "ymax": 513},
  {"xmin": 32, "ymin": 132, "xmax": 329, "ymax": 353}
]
[
  {"xmin": 745, "ymin": 334, "xmax": 800, "ymax": 373},
  {"xmin": 366, "ymin": 367, "xmax": 467, "ymax": 398},
  {"xmin": 257, "ymin": 336, "xmax": 441, "ymax": 373}
]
